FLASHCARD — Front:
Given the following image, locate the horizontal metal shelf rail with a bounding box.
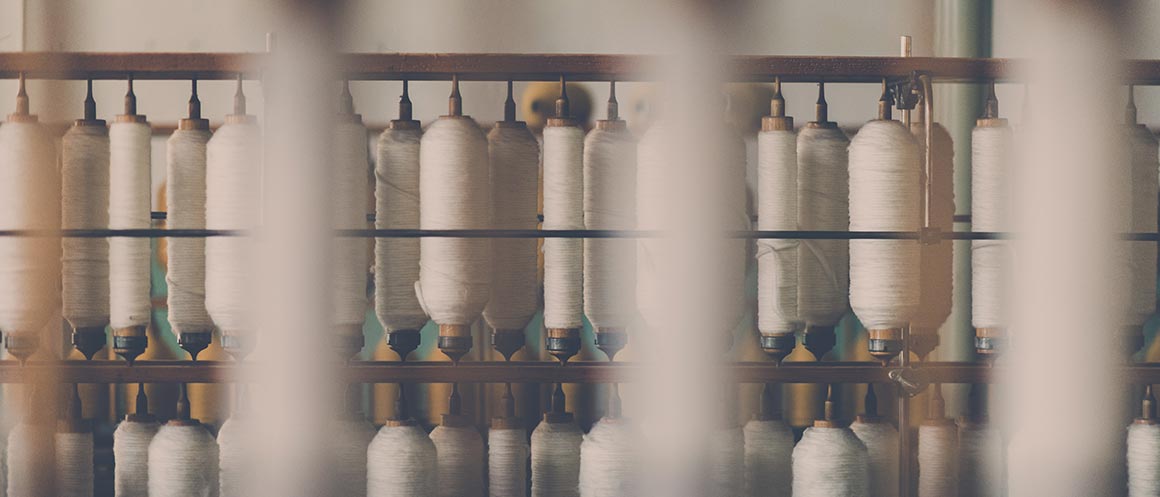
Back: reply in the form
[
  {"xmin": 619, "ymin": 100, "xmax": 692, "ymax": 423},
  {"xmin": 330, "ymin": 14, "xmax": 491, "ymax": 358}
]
[
  {"xmin": 0, "ymin": 360, "xmax": 998, "ymax": 384},
  {"xmin": 0, "ymin": 228, "xmax": 1158, "ymax": 241}
]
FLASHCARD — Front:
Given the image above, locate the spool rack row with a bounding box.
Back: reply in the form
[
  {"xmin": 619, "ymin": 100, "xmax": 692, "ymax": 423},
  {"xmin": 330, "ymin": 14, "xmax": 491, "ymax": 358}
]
[{"xmin": 0, "ymin": 51, "xmax": 1156, "ymax": 390}]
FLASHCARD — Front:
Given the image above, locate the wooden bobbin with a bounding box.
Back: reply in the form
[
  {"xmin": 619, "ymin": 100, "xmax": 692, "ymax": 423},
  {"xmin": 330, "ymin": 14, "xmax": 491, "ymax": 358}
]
[
  {"xmin": 167, "ymin": 383, "xmax": 203, "ymax": 427},
  {"xmin": 225, "ymin": 74, "xmax": 257, "ymax": 125},
  {"xmin": 490, "ymin": 383, "xmax": 522, "ymax": 430},
  {"xmin": 441, "ymin": 383, "xmax": 473, "ymax": 428},
  {"xmin": 8, "ymin": 73, "xmax": 37, "ymax": 123},
  {"xmin": 813, "ymin": 384, "xmax": 839, "ymax": 428},
  {"xmin": 805, "ymin": 81, "xmax": 837, "ymax": 130},
  {"xmin": 178, "ymin": 79, "xmax": 210, "ymax": 131},
  {"xmin": 1135, "ymin": 385, "xmax": 1157, "ymax": 426},
  {"xmin": 124, "ymin": 383, "xmax": 156, "ymax": 424},
  {"xmin": 543, "ymin": 382, "xmax": 575, "ymax": 424}
]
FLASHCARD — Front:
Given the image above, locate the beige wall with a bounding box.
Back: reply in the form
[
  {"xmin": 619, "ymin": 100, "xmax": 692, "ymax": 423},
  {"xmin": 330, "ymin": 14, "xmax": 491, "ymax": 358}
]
[{"xmin": 2, "ymin": 0, "xmax": 934, "ymax": 127}]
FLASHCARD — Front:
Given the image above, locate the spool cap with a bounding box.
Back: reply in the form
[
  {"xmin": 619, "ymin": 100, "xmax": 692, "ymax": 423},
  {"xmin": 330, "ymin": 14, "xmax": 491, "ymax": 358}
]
[
  {"xmin": 803, "ymin": 325, "xmax": 837, "ymax": 360},
  {"xmin": 595, "ymin": 328, "xmax": 627, "ymax": 361},
  {"xmin": 178, "ymin": 330, "xmax": 213, "ymax": 361},
  {"xmin": 387, "ymin": 329, "xmax": 421, "ymax": 361},
  {"xmin": 491, "ymin": 329, "xmax": 526, "ymax": 362},
  {"xmin": 113, "ymin": 326, "xmax": 148, "ymax": 366},
  {"xmin": 546, "ymin": 328, "xmax": 581, "ymax": 364},
  {"xmin": 437, "ymin": 324, "xmax": 473, "ymax": 363},
  {"xmin": 71, "ymin": 326, "xmax": 107, "ymax": 360}
]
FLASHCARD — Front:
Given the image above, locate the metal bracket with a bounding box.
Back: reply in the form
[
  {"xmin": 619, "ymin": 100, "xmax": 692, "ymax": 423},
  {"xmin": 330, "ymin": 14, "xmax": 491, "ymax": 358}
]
[
  {"xmin": 888, "ymin": 367, "xmax": 928, "ymax": 398},
  {"xmin": 893, "ymin": 71, "xmax": 923, "ymax": 111}
]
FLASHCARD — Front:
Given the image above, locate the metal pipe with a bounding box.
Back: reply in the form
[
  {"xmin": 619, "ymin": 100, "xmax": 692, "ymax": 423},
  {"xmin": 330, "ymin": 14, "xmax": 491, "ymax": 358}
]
[{"xmin": 1, "ymin": 228, "xmax": 1154, "ymax": 241}]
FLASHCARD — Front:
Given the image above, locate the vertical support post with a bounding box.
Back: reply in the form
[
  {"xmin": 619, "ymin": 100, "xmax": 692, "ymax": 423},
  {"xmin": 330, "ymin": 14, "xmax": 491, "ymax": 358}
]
[{"xmin": 898, "ymin": 325, "xmax": 912, "ymax": 497}]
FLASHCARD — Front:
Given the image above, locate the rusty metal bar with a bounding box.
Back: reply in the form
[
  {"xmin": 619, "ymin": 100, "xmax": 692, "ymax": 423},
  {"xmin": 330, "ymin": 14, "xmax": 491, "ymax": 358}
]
[
  {"xmin": 0, "ymin": 52, "xmax": 1146, "ymax": 83},
  {"xmin": 0, "ymin": 360, "xmax": 1010, "ymax": 384}
]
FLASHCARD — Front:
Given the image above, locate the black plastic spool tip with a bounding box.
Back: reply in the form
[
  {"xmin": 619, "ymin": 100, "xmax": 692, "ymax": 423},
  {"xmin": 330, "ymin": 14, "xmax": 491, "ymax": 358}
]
[
  {"xmin": 595, "ymin": 330, "xmax": 628, "ymax": 361},
  {"xmin": 864, "ymin": 383, "xmax": 879, "ymax": 418},
  {"xmin": 83, "ymin": 79, "xmax": 97, "ymax": 121},
  {"xmin": 178, "ymin": 331, "xmax": 212, "ymax": 361},
  {"xmin": 114, "ymin": 335, "xmax": 148, "ymax": 366},
  {"xmin": 491, "ymin": 329, "xmax": 526, "ymax": 362},
  {"xmin": 759, "ymin": 334, "xmax": 796, "ymax": 364},
  {"xmin": 5, "ymin": 333, "xmax": 37, "ymax": 366},
  {"xmin": 71, "ymin": 327, "xmax": 107, "ymax": 360},
  {"xmin": 974, "ymin": 335, "xmax": 1003, "ymax": 360},
  {"xmin": 546, "ymin": 330, "xmax": 581, "ymax": 365},
  {"xmin": 803, "ymin": 327, "xmax": 837, "ymax": 361},
  {"xmin": 437, "ymin": 335, "xmax": 473, "ymax": 364},
  {"xmin": 387, "ymin": 329, "xmax": 421, "ymax": 361},
  {"xmin": 758, "ymin": 382, "xmax": 781, "ymax": 421}
]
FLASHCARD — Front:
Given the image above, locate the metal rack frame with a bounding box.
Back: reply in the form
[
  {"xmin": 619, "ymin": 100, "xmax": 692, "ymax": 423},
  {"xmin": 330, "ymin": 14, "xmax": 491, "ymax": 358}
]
[{"xmin": 0, "ymin": 51, "xmax": 1153, "ymax": 497}]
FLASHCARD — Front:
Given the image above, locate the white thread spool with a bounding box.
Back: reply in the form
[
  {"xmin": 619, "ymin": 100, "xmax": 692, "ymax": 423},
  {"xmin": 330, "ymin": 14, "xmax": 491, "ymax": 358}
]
[
  {"xmin": 109, "ymin": 113, "xmax": 152, "ymax": 333},
  {"xmin": 217, "ymin": 415, "xmax": 252, "ymax": 497},
  {"xmin": 918, "ymin": 386, "xmax": 958, "ymax": 497},
  {"xmin": 918, "ymin": 421, "xmax": 958, "ymax": 497},
  {"xmin": 582, "ymin": 117, "xmax": 636, "ymax": 334},
  {"xmin": 848, "ymin": 119, "xmax": 921, "ymax": 331},
  {"xmin": 61, "ymin": 120, "xmax": 110, "ymax": 335},
  {"xmin": 796, "ymin": 125, "xmax": 850, "ymax": 329},
  {"xmin": 1128, "ymin": 389, "xmax": 1160, "ymax": 497},
  {"xmin": 7, "ymin": 421, "xmax": 53, "ymax": 496},
  {"xmin": 791, "ymin": 425, "xmax": 870, "ymax": 497},
  {"xmin": 579, "ymin": 418, "xmax": 638, "ymax": 497},
  {"xmin": 332, "ymin": 107, "xmax": 371, "ymax": 350},
  {"xmin": 327, "ymin": 418, "xmax": 376, "ymax": 497},
  {"xmin": 0, "ymin": 115, "xmax": 61, "ymax": 351},
  {"xmin": 489, "ymin": 426, "xmax": 530, "ymax": 497},
  {"xmin": 851, "ymin": 418, "xmax": 899, "ymax": 497},
  {"xmin": 1126, "ymin": 124, "xmax": 1158, "ymax": 328},
  {"xmin": 205, "ymin": 117, "xmax": 262, "ymax": 343},
  {"xmin": 971, "ymin": 101, "xmax": 1012, "ymax": 348},
  {"xmin": 166, "ymin": 125, "xmax": 214, "ymax": 340},
  {"xmin": 531, "ymin": 418, "xmax": 582, "ymax": 497},
  {"xmin": 708, "ymin": 426, "xmax": 744, "ymax": 497},
  {"xmin": 430, "ymin": 424, "xmax": 485, "ymax": 497},
  {"xmin": 113, "ymin": 418, "xmax": 159, "ymax": 497},
  {"xmin": 484, "ymin": 116, "xmax": 541, "ymax": 333},
  {"xmin": 54, "ymin": 430, "xmax": 93, "ymax": 497},
  {"xmin": 743, "ymin": 418, "xmax": 793, "ymax": 497},
  {"xmin": 374, "ymin": 119, "xmax": 427, "ymax": 334},
  {"xmin": 416, "ymin": 113, "xmax": 491, "ymax": 327},
  {"xmin": 1129, "ymin": 421, "xmax": 1160, "ymax": 497},
  {"xmin": 147, "ymin": 422, "xmax": 219, "ymax": 497},
  {"xmin": 910, "ymin": 119, "xmax": 955, "ymax": 352},
  {"xmin": 957, "ymin": 420, "xmax": 1002, "ymax": 497},
  {"xmin": 367, "ymin": 423, "xmax": 438, "ymax": 497},
  {"xmin": 543, "ymin": 121, "xmax": 585, "ymax": 331},
  {"xmin": 757, "ymin": 104, "xmax": 800, "ymax": 344}
]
